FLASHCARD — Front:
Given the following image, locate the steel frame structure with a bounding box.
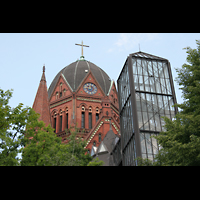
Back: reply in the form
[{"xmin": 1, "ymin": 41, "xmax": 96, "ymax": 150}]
[{"xmin": 117, "ymin": 52, "xmax": 178, "ymax": 166}]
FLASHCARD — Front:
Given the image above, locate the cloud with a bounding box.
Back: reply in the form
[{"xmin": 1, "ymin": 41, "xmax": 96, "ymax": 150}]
[{"xmin": 108, "ymin": 33, "xmax": 159, "ymax": 52}]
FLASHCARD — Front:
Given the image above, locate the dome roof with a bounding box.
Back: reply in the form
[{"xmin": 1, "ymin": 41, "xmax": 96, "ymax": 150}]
[{"xmin": 48, "ymin": 60, "xmax": 111, "ymax": 98}]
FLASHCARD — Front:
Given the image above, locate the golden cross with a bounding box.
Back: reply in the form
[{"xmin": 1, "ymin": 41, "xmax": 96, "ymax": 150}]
[{"xmin": 75, "ymin": 41, "xmax": 89, "ymax": 57}]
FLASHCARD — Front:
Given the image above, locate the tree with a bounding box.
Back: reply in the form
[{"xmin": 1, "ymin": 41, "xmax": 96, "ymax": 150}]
[
  {"xmin": 87, "ymin": 157, "xmax": 104, "ymax": 166},
  {"xmin": 21, "ymin": 118, "xmax": 104, "ymax": 166},
  {"xmin": 0, "ymin": 89, "xmax": 31, "ymax": 166},
  {"xmin": 152, "ymin": 40, "xmax": 200, "ymax": 166},
  {"xmin": 20, "ymin": 108, "xmax": 62, "ymax": 166},
  {"xmin": 49, "ymin": 126, "xmax": 104, "ymax": 166}
]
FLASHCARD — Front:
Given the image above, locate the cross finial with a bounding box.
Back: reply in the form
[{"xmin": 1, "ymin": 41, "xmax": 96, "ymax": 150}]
[
  {"xmin": 75, "ymin": 41, "xmax": 89, "ymax": 60},
  {"xmin": 43, "ymin": 64, "xmax": 45, "ymax": 72}
]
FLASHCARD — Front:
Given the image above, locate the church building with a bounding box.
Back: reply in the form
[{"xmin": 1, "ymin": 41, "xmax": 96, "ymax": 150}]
[{"xmin": 32, "ymin": 42, "xmax": 120, "ymax": 154}]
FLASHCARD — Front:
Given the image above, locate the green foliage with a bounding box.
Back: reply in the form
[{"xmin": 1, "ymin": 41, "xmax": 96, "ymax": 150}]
[
  {"xmin": 0, "ymin": 89, "xmax": 31, "ymax": 166},
  {"xmin": 21, "ymin": 121, "xmax": 103, "ymax": 166},
  {"xmin": 136, "ymin": 157, "xmax": 154, "ymax": 166},
  {"xmin": 151, "ymin": 40, "xmax": 200, "ymax": 166},
  {"xmin": 87, "ymin": 157, "xmax": 104, "ymax": 166},
  {"xmin": 21, "ymin": 109, "xmax": 62, "ymax": 166},
  {"xmin": 0, "ymin": 88, "xmax": 103, "ymax": 166}
]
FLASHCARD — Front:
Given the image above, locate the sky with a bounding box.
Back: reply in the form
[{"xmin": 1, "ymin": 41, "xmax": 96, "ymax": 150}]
[{"xmin": 0, "ymin": 33, "xmax": 200, "ymax": 110}]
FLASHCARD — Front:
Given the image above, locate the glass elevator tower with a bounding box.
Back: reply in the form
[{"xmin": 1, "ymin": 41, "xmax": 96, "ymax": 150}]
[{"xmin": 117, "ymin": 51, "xmax": 178, "ymax": 166}]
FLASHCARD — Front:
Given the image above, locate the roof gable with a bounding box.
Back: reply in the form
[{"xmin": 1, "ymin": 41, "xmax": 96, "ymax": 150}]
[
  {"xmin": 130, "ymin": 51, "xmax": 168, "ymax": 61},
  {"xmin": 91, "ymin": 145, "xmax": 98, "ymax": 156},
  {"xmin": 49, "ymin": 73, "xmax": 73, "ymax": 102},
  {"xmin": 76, "ymin": 70, "xmax": 106, "ymax": 97},
  {"xmin": 97, "ymin": 141, "xmax": 108, "ymax": 154}
]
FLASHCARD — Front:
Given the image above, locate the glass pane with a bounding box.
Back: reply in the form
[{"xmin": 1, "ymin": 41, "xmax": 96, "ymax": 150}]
[
  {"xmin": 142, "ymin": 154, "xmax": 147, "ymax": 158},
  {"xmin": 134, "ymin": 74, "xmax": 139, "ymax": 90},
  {"xmin": 157, "ymin": 62, "xmax": 163, "ymax": 72},
  {"xmin": 147, "ymin": 154, "xmax": 153, "ymax": 161},
  {"xmin": 151, "ymin": 135, "xmax": 158, "ymax": 155},
  {"xmin": 142, "ymin": 111, "xmax": 148, "ymax": 124},
  {"xmin": 157, "ymin": 95, "xmax": 164, "ymax": 114},
  {"xmin": 144, "ymin": 77, "xmax": 150, "ymax": 92},
  {"xmin": 145, "ymin": 133, "xmax": 153, "ymax": 154},
  {"xmin": 163, "ymin": 63, "xmax": 169, "ymax": 79},
  {"xmin": 149, "ymin": 119, "xmax": 156, "ymax": 131},
  {"xmin": 165, "ymin": 79, "xmax": 172, "ymax": 95},
  {"xmin": 143, "ymin": 61, "xmax": 148, "ymax": 76},
  {"xmin": 159, "ymin": 63, "xmax": 165, "ymax": 78},
  {"xmin": 144, "ymin": 121, "xmax": 150, "ymax": 130},
  {"xmin": 155, "ymin": 79, "xmax": 161, "ymax": 93},
  {"xmin": 132, "ymin": 59, "xmax": 137, "ymax": 74},
  {"xmin": 137, "ymin": 63, "xmax": 143, "ymax": 75},
  {"xmin": 140, "ymin": 133, "xmax": 146, "ymax": 154},
  {"xmin": 154, "ymin": 113, "xmax": 161, "ymax": 131},
  {"xmin": 149, "ymin": 77, "xmax": 156, "ymax": 93},
  {"xmin": 139, "ymin": 76, "xmax": 144, "ymax": 91},
  {"xmin": 147, "ymin": 60, "xmax": 153, "ymax": 74},
  {"xmin": 160, "ymin": 78, "xmax": 167, "ymax": 94},
  {"xmin": 137, "ymin": 111, "xmax": 143, "ymax": 128},
  {"xmin": 136, "ymin": 96, "xmax": 141, "ymax": 111}
]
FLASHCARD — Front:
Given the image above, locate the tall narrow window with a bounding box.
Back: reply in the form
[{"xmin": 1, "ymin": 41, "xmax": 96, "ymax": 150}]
[
  {"xmin": 66, "ymin": 113, "xmax": 68, "ymax": 129},
  {"xmin": 54, "ymin": 117, "xmax": 56, "ymax": 133},
  {"xmin": 96, "ymin": 113, "xmax": 99, "ymax": 122},
  {"xmin": 89, "ymin": 112, "xmax": 92, "ymax": 129},
  {"xmin": 81, "ymin": 112, "xmax": 85, "ymax": 128},
  {"xmin": 59, "ymin": 115, "xmax": 62, "ymax": 132},
  {"xmin": 99, "ymin": 133, "xmax": 101, "ymax": 142}
]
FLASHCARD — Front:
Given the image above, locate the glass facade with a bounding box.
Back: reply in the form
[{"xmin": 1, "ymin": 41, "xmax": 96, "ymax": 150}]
[
  {"xmin": 118, "ymin": 60, "xmax": 136, "ymax": 166},
  {"xmin": 132, "ymin": 56, "xmax": 176, "ymax": 161},
  {"xmin": 117, "ymin": 52, "xmax": 177, "ymax": 165}
]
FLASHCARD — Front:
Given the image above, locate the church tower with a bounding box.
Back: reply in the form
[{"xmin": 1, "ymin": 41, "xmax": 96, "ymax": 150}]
[{"xmin": 32, "ymin": 42, "xmax": 120, "ymax": 154}]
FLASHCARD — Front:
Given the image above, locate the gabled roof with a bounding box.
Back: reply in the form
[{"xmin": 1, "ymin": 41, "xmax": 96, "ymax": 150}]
[
  {"xmin": 97, "ymin": 141, "xmax": 108, "ymax": 154},
  {"xmin": 91, "ymin": 128, "xmax": 119, "ymax": 166},
  {"xmin": 103, "ymin": 129, "xmax": 119, "ymax": 153},
  {"xmin": 91, "ymin": 145, "xmax": 98, "ymax": 157},
  {"xmin": 130, "ymin": 51, "xmax": 168, "ymax": 61}
]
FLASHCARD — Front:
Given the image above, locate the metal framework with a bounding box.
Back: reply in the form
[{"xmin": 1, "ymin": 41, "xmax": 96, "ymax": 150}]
[{"xmin": 116, "ymin": 51, "xmax": 178, "ymax": 166}]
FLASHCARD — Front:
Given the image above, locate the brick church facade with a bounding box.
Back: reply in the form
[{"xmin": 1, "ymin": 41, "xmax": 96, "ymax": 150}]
[{"xmin": 32, "ymin": 54, "xmax": 120, "ymax": 153}]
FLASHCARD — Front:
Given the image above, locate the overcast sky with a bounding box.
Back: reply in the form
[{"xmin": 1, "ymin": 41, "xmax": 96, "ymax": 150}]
[{"xmin": 0, "ymin": 33, "xmax": 199, "ymax": 109}]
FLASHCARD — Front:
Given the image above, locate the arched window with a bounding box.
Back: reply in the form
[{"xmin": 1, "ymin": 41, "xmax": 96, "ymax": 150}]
[
  {"xmin": 87, "ymin": 149, "xmax": 90, "ymax": 154},
  {"xmin": 98, "ymin": 133, "xmax": 102, "ymax": 142},
  {"xmin": 89, "ymin": 106, "xmax": 92, "ymax": 129},
  {"xmin": 56, "ymin": 92, "xmax": 58, "ymax": 100},
  {"xmin": 96, "ymin": 107, "xmax": 99, "ymax": 122},
  {"xmin": 66, "ymin": 107, "xmax": 68, "ymax": 129},
  {"xmin": 59, "ymin": 110, "xmax": 62, "ymax": 132},
  {"xmin": 93, "ymin": 141, "xmax": 96, "ymax": 146},
  {"xmin": 81, "ymin": 106, "xmax": 85, "ymax": 128},
  {"xmin": 53, "ymin": 112, "xmax": 57, "ymax": 133}
]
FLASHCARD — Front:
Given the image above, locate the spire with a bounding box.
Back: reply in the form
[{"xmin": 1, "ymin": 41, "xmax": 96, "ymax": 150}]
[{"xmin": 32, "ymin": 65, "xmax": 51, "ymax": 127}]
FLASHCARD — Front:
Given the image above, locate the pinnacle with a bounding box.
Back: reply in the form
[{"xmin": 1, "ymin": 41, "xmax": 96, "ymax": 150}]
[{"xmin": 41, "ymin": 65, "xmax": 46, "ymax": 82}]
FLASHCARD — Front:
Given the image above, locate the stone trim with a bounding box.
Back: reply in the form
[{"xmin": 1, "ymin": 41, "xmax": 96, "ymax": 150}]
[{"xmin": 50, "ymin": 98, "xmax": 72, "ymax": 108}]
